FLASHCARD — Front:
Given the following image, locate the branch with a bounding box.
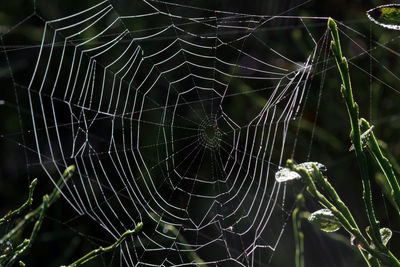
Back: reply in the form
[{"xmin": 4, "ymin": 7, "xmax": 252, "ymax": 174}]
[
  {"xmin": 61, "ymin": 222, "xmax": 143, "ymax": 267},
  {"xmin": 0, "ymin": 165, "xmax": 75, "ymax": 266},
  {"xmin": 360, "ymin": 118, "xmax": 400, "ymax": 214},
  {"xmin": 0, "ymin": 179, "xmax": 37, "ymax": 225}
]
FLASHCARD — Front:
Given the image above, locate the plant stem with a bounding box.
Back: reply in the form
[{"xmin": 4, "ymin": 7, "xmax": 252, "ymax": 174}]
[
  {"xmin": 310, "ymin": 162, "xmax": 378, "ymax": 266},
  {"xmin": 61, "ymin": 222, "xmax": 143, "ymax": 267},
  {"xmin": 377, "ymin": 140, "xmax": 400, "ymax": 176},
  {"xmin": 0, "ymin": 179, "xmax": 37, "ymax": 225},
  {"xmin": 0, "ymin": 166, "xmax": 75, "ymax": 246},
  {"xmin": 360, "ymin": 118, "xmax": 400, "ymax": 214},
  {"xmin": 286, "ymin": 160, "xmax": 395, "ymax": 266},
  {"xmin": 327, "ymin": 18, "xmax": 382, "ymax": 251},
  {"xmin": 5, "ymin": 195, "xmax": 48, "ymax": 267},
  {"xmin": 0, "ymin": 165, "xmax": 75, "ymax": 266},
  {"xmin": 287, "ymin": 160, "xmax": 400, "ymax": 266},
  {"xmin": 293, "ymin": 194, "xmax": 305, "ymax": 267}
]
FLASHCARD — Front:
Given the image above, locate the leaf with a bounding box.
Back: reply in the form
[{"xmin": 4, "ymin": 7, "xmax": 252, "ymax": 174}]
[
  {"xmin": 367, "ymin": 4, "xmax": 400, "ymax": 30},
  {"xmin": 308, "ymin": 209, "xmax": 341, "ymax": 232},
  {"xmin": 380, "ymin": 227, "xmax": 392, "ymax": 247},
  {"xmin": 275, "ymin": 162, "xmax": 326, "ymax": 183},
  {"xmin": 297, "ymin": 162, "xmax": 327, "ymax": 173},
  {"xmin": 275, "ymin": 167, "xmax": 302, "ymax": 183}
]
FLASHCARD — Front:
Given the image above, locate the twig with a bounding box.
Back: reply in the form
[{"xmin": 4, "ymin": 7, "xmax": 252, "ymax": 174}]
[
  {"xmin": 1, "ymin": 166, "xmax": 75, "ymax": 246},
  {"xmin": 61, "ymin": 222, "xmax": 143, "ymax": 267},
  {"xmin": 360, "ymin": 118, "xmax": 400, "ymax": 214},
  {"xmin": 0, "ymin": 165, "xmax": 75, "ymax": 266},
  {"xmin": 5, "ymin": 195, "xmax": 48, "ymax": 267},
  {"xmin": 377, "ymin": 140, "xmax": 400, "ymax": 176},
  {"xmin": 0, "ymin": 179, "xmax": 37, "ymax": 225},
  {"xmin": 287, "ymin": 160, "xmax": 399, "ymax": 266}
]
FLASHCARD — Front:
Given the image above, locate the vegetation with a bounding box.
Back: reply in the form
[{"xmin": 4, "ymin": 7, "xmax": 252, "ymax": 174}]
[{"xmin": 283, "ymin": 17, "xmax": 400, "ymax": 267}]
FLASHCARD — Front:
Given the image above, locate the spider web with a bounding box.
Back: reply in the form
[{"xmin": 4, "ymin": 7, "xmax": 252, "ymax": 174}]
[{"xmin": 0, "ymin": 0, "xmax": 342, "ymax": 266}]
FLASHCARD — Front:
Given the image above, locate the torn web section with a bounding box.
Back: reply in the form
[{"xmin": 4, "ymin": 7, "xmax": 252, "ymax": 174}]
[{"xmin": 16, "ymin": 0, "xmax": 322, "ymax": 265}]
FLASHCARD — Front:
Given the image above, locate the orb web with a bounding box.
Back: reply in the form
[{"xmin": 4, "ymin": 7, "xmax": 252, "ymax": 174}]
[{"xmin": 1, "ymin": 0, "xmax": 326, "ymax": 265}]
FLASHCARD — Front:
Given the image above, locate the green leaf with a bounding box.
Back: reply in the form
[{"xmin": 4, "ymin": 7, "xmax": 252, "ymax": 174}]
[
  {"xmin": 308, "ymin": 209, "xmax": 341, "ymax": 232},
  {"xmin": 367, "ymin": 4, "xmax": 400, "ymax": 30},
  {"xmin": 380, "ymin": 227, "xmax": 392, "ymax": 247}
]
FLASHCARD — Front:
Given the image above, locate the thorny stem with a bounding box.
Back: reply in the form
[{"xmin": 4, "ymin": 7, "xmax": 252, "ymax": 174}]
[
  {"xmin": 327, "ymin": 18, "xmax": 388, "ymax": 262},
  {"xmin": 61, "ymin": 222, "xmax": 143, "ymax": 267}
]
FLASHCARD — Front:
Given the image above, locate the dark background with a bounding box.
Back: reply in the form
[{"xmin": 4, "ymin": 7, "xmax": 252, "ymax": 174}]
[{"xmin": 1, "ymin": 0, "xmax": 400, "ymax": 266}]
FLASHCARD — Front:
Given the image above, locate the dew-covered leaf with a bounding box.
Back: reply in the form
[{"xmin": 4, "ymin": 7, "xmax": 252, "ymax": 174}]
[
  {"xmin": 297, "ymin": 162, "xmax": 327, "ymax": 173},
  {"xmin": 308, "ymin": 209, "xmax": 341, "ymax": 232},
  {"xmin": 275, "ymin": 162, "xmax": 327, "ymax": 183},
  {"xmin": 367, "ymin": 4, "xmax": 400, "ymax": 30},
  {"xmin": 275, "ymin": 167, "xmax": 301, "ymax": 183}
]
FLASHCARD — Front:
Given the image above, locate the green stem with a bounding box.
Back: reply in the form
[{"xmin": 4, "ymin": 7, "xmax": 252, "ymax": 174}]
[
  {"xmin": 0, "ymin": 165, "xmax": 75, "ymax": 267},
  {"xmin": 0, "ymin": 166, "xmax": 75, "ymax": 246},
  {"xmin": 293, "ymin": 194, "xmax": 305, "ymax": 267},
  {"xmin": 288, "ymin": 161, "xmax": 367, "ymax": 245},
  {"xmin": 286, "ymin": 160, "xmax": 390, "ymax": 266},
  {"xmin": 0, "ymin": 179, "xmax": 37, "ymax": 225},
  {"xmin": 311, "ymin": 163, "xmax": 378, "ymax": 266},
  {"xmin": 5, "ymin": 195, "xmax": 48, "ymax": 267},
  {"xmin": 327, "ymin": 18, "xmax": 382, "ymax": 252},
  {"xmin": 62, "ymin": 223, "xmax": 143, "ymax": 267},
  {"xmin": 360, "ymin": 118, "xmax": 400, "ymax": 214},
  {"xmin": 377, "ymin": 140, "xmax": 400, "ymax": 176}
]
